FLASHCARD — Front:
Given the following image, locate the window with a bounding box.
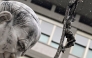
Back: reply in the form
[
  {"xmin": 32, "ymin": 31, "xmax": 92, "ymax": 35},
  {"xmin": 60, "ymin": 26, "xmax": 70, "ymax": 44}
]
[
  {"xmin": 75, "ymin": 34, "xmax": 88, "ymax": 46},
  {"xmin": 50, "ymin": 26, "xmax": 63, "ymax": 48},
  {"xmin": 55, "ymin": 6, "xmax": 66, "ymax": 15},
  {"xmin": 87, "ymin": 40, "xmax": 92, "ymax": 58},
  {"xmin": 41, "ymin": 21, "xmax": 54, "ymax": 35},
  {"xmin": 79, "ymin": 15, "xmax": 92, "ymax": 27},
  {"xmin": 39, "ymin": 33, "xmax": 49, "ymax": 43},
  {"xmin": 50, "ymin": 41, "xmax": 59, "ymax": 48},
  {"xmin": 86, "ymin": 49, "xmax": 92, "ymax": 58},
  {"xmin": 52, "ymin": 26, "xmax": 63, "ymax": 43},
  {"xmin": 68, "ymin": 55, "xmax": 78, "ymax": 58},
  {"xmin": 71, "ymin": 44, "xmax": 85, "ymax": 57},
  {"xmin": 89, "ymin": 40, "xmax": 92, "ymax": 49},
  {"xmin": 50, "ymin": 26, "xmax": 67, "ymax": 48},
  {"xmin": 31, "ymin": 0, "xmax": 53, "ymax": 10}
]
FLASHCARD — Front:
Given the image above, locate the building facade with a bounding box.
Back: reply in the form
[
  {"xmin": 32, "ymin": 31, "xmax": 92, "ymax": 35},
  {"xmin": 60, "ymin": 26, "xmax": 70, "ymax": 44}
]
[{"xmin": 2, "ymin": 0, "xmax": 92, "ymax": 58}]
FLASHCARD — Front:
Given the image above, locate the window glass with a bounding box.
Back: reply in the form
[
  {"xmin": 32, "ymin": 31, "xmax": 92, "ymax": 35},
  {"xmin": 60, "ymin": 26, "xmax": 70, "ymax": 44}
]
[
  {"xmin": 55, "ymin": 6, "xmax": 66, "ymax": 15},
  {"xmin": 89, "ymin": 40, "xmax": 92, "ymax": 49},
  {"xmin": 68, "ymin": 55, "xmax": 78, "ymax": 58},
  {"xmin": 39, "ymin": 34, "xmax": 49, "ymax": 43},
  {"xmin": 71, "ymin": 44, "xmax": 85, "ymax": 57},
  {"xmin": 86, "ymin": 49, "xmax": 92, "ymax": 58},
  {"xmin": 41, "ymin": 21, "xmax": 54, "ymax": 35},
  {"xmin": 50, "ymin": 41, "xmax": 59, "ymax": 48},
  {"xmin": 31, "ymin": 0, "xmax": 53, "ymax": 10},
  {"xmin": 75, "ymin": 34, "xmax": 88, "ymax": 46},
  {"xmin": 79, "ymin": 15, "xmax": 92, "ymax": 27},
  {"xmin": 52, "ymin": 26, "xmax": 62, "ymax": 43}
]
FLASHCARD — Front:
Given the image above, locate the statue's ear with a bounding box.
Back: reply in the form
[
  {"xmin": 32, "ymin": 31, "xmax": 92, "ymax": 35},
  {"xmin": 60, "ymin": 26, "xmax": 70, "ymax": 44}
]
[{"xmin": 0, "ymin": 11, "xmax": 12, "ymax": 22}]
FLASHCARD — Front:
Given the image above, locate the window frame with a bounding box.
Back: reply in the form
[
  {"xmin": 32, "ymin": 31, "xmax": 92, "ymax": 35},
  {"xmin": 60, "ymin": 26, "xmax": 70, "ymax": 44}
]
[
  {"xmin": 39, "ymin": 33, "xmax": 50, "ymax": 44},
  {"xmin": 70, "ymin": 31, "xmax": 92, "ymax": 58}
]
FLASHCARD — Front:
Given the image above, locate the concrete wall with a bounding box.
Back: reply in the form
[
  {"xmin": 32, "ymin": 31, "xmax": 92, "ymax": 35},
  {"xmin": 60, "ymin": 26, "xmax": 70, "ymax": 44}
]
[{"xmin": 25, "ymin": 42, "xmax": 62, "ymax": 58}]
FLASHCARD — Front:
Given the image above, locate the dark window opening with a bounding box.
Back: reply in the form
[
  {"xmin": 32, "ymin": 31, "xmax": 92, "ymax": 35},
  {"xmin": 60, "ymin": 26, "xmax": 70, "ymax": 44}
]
[
  {"xmin": 79, "ymin": 15, "xmax": 92, "ymax": 27},
  {"xmin": 31, "ymin": 0, "xmax": 53, "ymax": 10},
  {"xmin": 55, "ymin": 6, "xmax": 66, "ymax": 15}
]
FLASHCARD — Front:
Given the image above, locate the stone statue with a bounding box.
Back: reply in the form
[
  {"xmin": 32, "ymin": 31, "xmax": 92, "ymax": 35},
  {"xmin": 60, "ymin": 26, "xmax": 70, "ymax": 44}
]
[{"xmin": 0, "ymin": 1, "xmax": 41, "ymax": 58}]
